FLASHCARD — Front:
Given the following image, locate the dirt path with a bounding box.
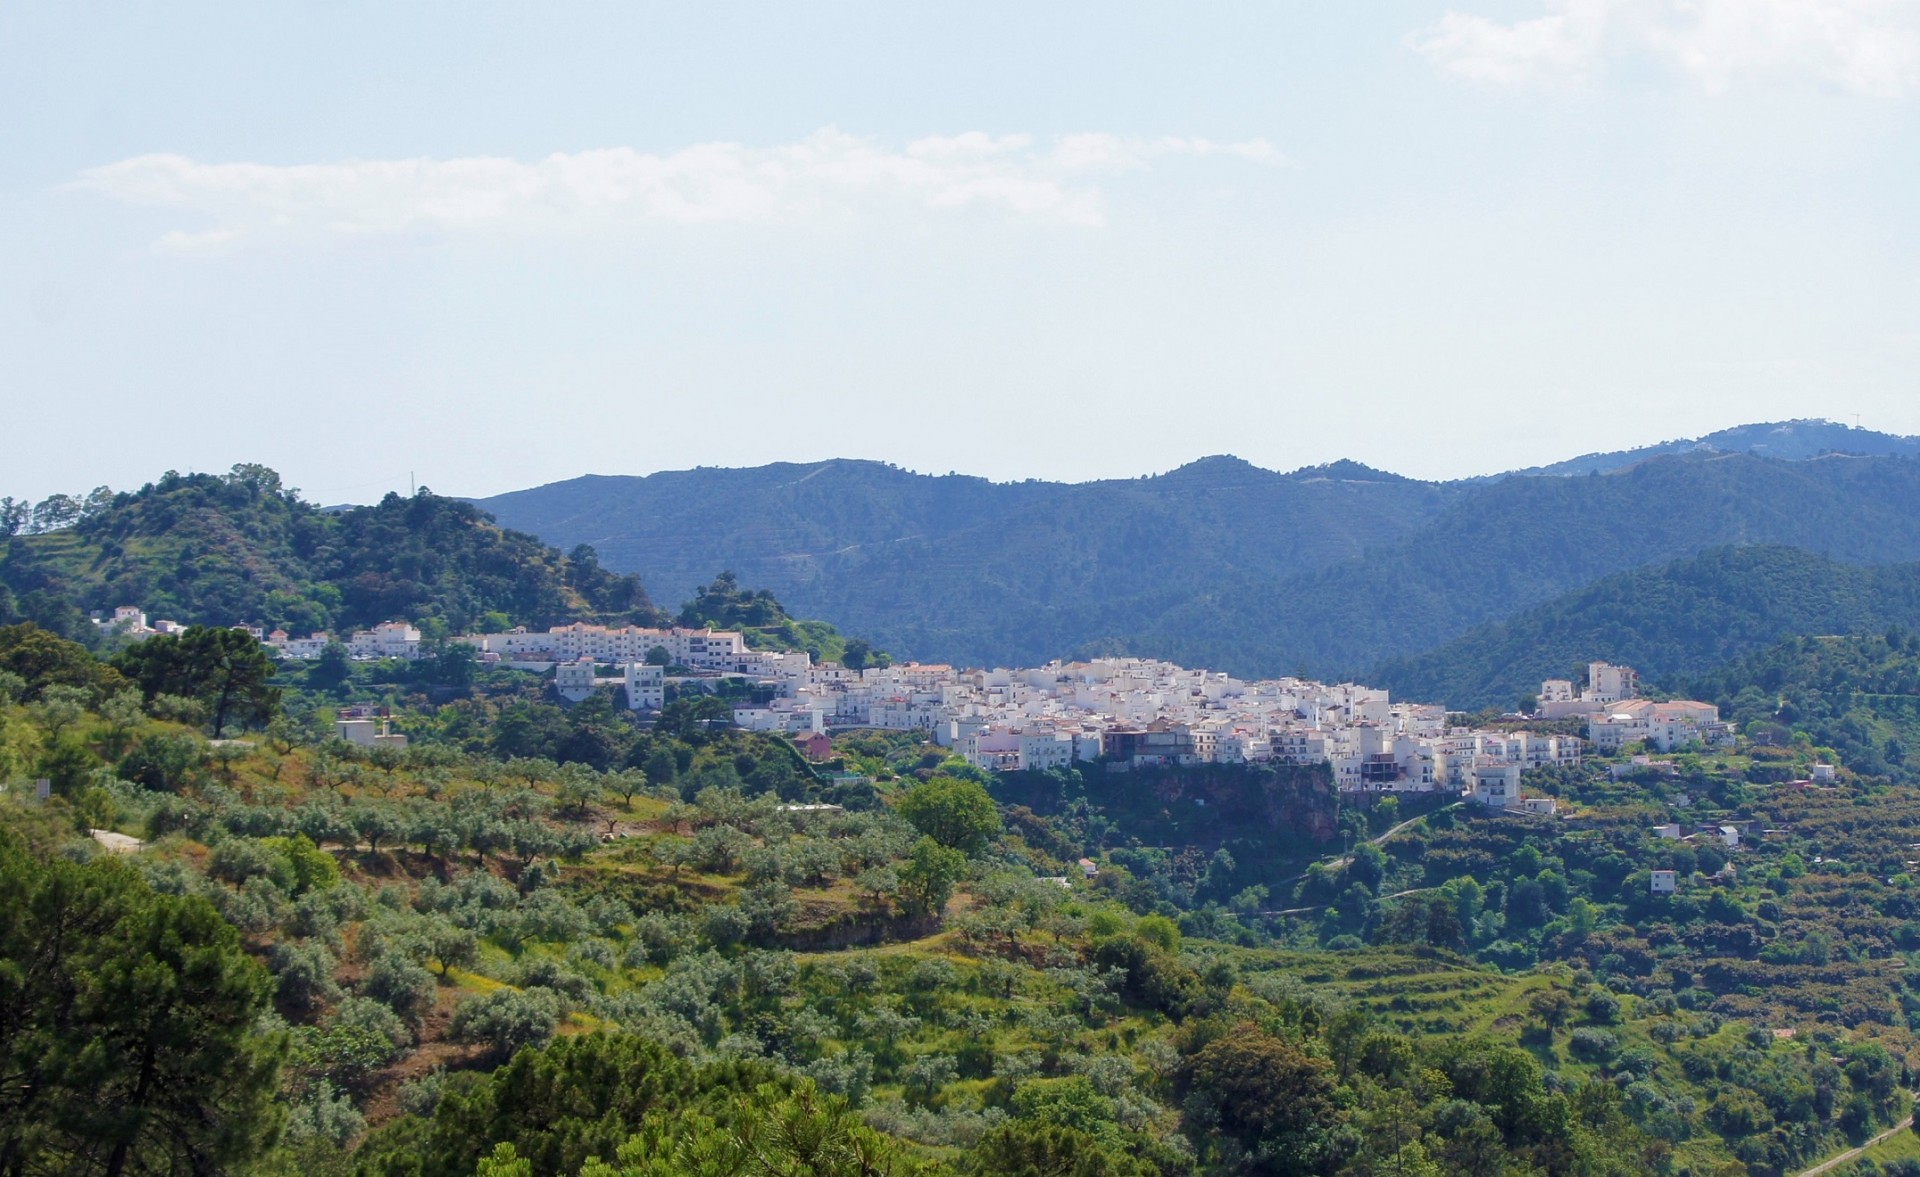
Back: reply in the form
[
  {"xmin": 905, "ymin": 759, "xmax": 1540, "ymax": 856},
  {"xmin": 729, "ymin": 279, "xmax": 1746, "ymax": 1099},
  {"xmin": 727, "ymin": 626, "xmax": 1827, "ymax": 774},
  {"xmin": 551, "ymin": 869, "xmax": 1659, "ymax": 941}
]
[
  {"xmin": 1260, "ymin": 802, "xmax": 1462, "ymax": 914},
  {"xmin": 1795, "ymin": 1116, "xmax": 1914, "ymax": 1176},
  {"xmin": 1262, "ymin": 886, "xmax": 1438, "ymax": 918}
]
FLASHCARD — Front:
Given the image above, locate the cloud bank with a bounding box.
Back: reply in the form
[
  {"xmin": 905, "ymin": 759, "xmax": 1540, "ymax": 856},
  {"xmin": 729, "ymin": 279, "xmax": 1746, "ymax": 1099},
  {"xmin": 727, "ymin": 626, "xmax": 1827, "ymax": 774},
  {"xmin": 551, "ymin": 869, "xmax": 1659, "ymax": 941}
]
[
  {"xmin": 1412, "ymin": 0, "xmax": 1920, "ymax": 94},
  {"xmin": 69, "ymin": 128, "xmax": 1280, "ymax": 253}
]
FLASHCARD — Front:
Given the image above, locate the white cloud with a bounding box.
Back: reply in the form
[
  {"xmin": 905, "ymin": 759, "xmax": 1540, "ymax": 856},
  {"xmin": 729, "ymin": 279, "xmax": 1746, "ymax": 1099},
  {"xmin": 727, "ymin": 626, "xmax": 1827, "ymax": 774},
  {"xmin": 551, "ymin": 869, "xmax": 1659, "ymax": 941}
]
[
  {"xmin": 1411, "ymin": 0, "xmax": 1920, "ymax": 94},
  {"xmin": 68, "ymin": 127, "xmax": 1280, "ymax": 252}
]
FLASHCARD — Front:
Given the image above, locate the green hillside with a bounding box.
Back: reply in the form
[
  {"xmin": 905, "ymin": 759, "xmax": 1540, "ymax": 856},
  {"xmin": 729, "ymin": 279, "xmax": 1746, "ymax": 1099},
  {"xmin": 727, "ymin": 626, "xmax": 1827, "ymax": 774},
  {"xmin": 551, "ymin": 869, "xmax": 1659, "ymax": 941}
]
[
  {"xmin": 8, "ymin": 623, "xmax": 1920, "ymax": 1175},
  {"xmin": 1685, "ymin": 631, "xmax": 1920, "ymax": 780},
  {"xmin": 1370, "ymin": 547, "xmax": 1920, "ymax": 711},
  {"xmin": 0, "ymin": 465, "xmax": 668, "ymax": 641}
]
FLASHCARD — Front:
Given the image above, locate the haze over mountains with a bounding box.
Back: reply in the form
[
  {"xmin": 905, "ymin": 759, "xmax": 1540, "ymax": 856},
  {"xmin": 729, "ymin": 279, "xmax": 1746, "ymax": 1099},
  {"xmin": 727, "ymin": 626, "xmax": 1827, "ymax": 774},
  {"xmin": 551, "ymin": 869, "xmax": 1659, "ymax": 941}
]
[{"xmin": 475, "ymin": 420, "xmax": 1920, "ymax": 691}]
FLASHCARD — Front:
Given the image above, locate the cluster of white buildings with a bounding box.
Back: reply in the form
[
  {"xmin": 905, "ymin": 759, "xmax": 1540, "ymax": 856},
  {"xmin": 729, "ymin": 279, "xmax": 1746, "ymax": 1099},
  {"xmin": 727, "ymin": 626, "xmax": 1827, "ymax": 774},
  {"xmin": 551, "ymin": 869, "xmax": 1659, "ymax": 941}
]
[
  {"xmin": 241, "ymin": 610, "xmax": 1734, "ymax": 807},
  {"xmin": 1542, "ymin": 662, "xmax": 1734, "ymax": 753},
  {"xmin": 261, "ymin": 620, "xmax": 419, "ymax": 661},
  {"xmin": 92, "ymin": 606, "xmax": 189, "ymax": 641},
  {"xmin": 727, "ymin": 656, "xmax": 1579, "ymax": 803},
  {"xmin": 456, "ymin": 622, "xmax": 807, "ymax": 680}
]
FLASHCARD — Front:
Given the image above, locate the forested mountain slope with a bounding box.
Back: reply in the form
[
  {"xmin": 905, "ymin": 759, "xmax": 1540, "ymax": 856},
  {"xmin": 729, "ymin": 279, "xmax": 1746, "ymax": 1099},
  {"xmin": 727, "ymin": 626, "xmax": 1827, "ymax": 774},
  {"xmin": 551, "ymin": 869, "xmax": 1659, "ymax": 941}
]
[
  {"xmin": 1082, "ymin": 452, "xmax": 1920, "ymax": 679},
  {"xmin": 0, "ymin": 465, "xmax": 666, "ymax": 641},
  {"xmin": 478, "ymin": 455, "xmax": 1460, "ymax": 668},
  {"xmin": 484, "ymin": 450, "xmax": 1920, "ymax": 677},
  {"xmin": 1369, "ymin": 547, "xmax": 1920, "ymax": 710}
]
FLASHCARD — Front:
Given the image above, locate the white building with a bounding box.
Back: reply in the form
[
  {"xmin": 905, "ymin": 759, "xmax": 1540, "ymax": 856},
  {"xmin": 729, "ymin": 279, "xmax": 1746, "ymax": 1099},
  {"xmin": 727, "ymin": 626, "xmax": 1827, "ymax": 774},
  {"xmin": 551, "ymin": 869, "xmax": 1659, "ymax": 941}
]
[
  {"xmin": 1650, "ymin": 869, "xmax": 1677, "ymax": 894},
  {"xmin": 1471, "ymin": 762, "xmax": 1522, "ymax": 808},
  {"xmin": 1587, "ymin": 661, "xmax": 1639, "ymax": 704},
  {"xmin": 1017, "ymin": 729, "xmax": 1076, "ymax": 771},
  {"xmin": 97, "ymin": 605, "xmax": 154, "ymax": 638},
  {"xmin": 1588, "ymin": 699, "xmax": 1722, "ymax": 753},
  {"xmin": 624, "ymin": 663, "xmax": 665, "ymax": 711},
  {"xmin": 461, "ymin": 623, "xmax": 763, "ymax": 672},
  {"xmin": 336, "ymin": 718, "xmax": 408, "ymax": 750},
  {"xmin": 732, "ymin": 704, "xmax": 826, "ymax": 734},
  {"xmin": 347, "ymin": 621, "xmax": 423, "ymax": 661},
  {"xmin": 266, "ymin": 630, "xmax": 333, "ymax": 659},
  {"xmin": 555, "ymin": 659, "xmax": 599, "ymax": 703}
]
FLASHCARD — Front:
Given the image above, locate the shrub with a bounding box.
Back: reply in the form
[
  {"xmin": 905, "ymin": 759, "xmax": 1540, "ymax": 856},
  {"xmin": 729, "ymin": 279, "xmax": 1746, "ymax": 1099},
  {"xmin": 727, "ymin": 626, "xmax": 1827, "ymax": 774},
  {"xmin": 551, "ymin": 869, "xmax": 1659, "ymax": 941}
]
[
  {"xmin": 1568, "ymin": 1027, "xmax": 1620, "ymax": 1061},
  {"xmin": 270, "ymin": 940, "xmax": 341, "ymax": 1013},
  {"xmin": 1585, "ymin": 988, "xmax": 1621, "ymax": 1025},
  {"xmin": 209, "ymin": 838, "xmax": 289, "ymax": 889},
  {"xmin": 364, "ymin": 952, "xmax": 437, "ymax": 1026},
  {"xmin": 450, "ymin": 987, "xmax": 565, "ymax": 1062}
]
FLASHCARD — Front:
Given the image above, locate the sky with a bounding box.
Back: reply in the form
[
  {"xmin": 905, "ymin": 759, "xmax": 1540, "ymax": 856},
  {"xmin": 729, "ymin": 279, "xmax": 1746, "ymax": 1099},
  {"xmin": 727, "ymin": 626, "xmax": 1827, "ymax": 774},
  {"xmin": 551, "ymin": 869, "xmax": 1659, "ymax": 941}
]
[{"xmin": 5, "ymin": 0, "xmax": 1920, "ymax": 504}]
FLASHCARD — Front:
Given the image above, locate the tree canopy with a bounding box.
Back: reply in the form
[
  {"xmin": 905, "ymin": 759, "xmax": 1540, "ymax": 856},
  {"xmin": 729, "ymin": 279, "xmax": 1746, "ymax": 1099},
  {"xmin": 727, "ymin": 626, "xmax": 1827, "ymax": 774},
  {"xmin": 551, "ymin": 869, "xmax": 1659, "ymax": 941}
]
[
  {"xmin": 112, "ymin": 625, "xmax": 281, "ymax": 737},
  {"xmin": 895, "ymin": 777, "xmax": 999, "ymax": 856},
  {"xmin": 0, "ymin": 829, "xmax": 285, "ymax": 1175}
]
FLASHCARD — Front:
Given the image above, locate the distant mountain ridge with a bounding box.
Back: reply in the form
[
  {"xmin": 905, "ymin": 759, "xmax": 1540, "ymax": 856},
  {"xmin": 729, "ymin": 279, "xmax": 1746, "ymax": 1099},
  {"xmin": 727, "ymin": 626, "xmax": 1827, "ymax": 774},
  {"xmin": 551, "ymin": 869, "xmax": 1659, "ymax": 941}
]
[
  {"xmin": 476, "ymin": 428, "xmax": 1920, "ymax": 680},
  {"xmin": 1505, "ymin": 418, "xmax": 1920, "ymax": 478},
  {"xmin": 474, "ymin": 454, "xmax": 1464, "ymax": 670}
]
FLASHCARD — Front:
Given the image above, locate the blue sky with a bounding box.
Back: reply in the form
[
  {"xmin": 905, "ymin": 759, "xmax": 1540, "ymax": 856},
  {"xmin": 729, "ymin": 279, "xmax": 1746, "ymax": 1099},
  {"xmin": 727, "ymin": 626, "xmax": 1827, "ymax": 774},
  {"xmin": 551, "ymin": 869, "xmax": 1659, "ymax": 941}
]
[{"xmin": 5, "ymin": 1, "xmax": 1919, "ymax": 503}]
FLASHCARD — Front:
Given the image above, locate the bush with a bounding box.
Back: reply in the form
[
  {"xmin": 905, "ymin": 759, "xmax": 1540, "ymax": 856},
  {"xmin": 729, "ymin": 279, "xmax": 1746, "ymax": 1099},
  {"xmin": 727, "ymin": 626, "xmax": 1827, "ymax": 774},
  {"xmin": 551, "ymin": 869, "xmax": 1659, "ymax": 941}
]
[
  {"xmin": 701, "ymin": 904, "xmax": 751, "ymax": 948},
  {"xmin": 210, "ymin": 838, "xmax": 290, "ymax": 890},
  {"xmin": 282, "ymin": 1078, "xmax": 364, "ymax": 1148},
  {"xmin": 450, "ymin": 987, "xmax": 565, "ymax": 1062},
  {"xmin": 1568, "ymin": 1027, "xmax": 1620, "ymax": 1061},
  {"xmin": 302, "ymin": 996, "xmax": 409, "ymax": 1084},
  {"xmin": 270, "ymin": 940, "xmax": 341, "ymax": 1013},
  {"xmin": 513, "ymin": 956, "xmax": 597, "ymax": 1001},
  {"xmin": 261, "ymin": 834, "xmax": 341, "ymax": 894},
  {"xmin": 364, "ymin": 953, "xmax": 436, "ymax": 1026},
  {"xmin": 1585, "ymin": 988, "xmax": 1621, "ymax": 1025},
  {"xmin": 119, "ymin": 731, "xmax": 208, "ymax": 792}
]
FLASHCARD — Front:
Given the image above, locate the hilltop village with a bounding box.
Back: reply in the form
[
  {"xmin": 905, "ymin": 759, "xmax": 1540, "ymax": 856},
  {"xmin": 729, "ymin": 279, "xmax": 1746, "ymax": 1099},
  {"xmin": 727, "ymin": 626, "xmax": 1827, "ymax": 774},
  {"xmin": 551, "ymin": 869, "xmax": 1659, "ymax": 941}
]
[{"xmin": 109, "ymin": 610, "xmax": 1748, "ymax": 809}]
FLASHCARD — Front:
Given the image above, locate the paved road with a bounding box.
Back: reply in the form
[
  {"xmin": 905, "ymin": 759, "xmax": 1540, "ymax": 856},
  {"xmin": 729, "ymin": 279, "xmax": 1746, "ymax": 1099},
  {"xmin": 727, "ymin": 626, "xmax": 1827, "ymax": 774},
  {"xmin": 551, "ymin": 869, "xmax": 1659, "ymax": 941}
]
[{"xmin": 1795, "ymin": 1116, "xmax": 1914, "ymax": 1177}]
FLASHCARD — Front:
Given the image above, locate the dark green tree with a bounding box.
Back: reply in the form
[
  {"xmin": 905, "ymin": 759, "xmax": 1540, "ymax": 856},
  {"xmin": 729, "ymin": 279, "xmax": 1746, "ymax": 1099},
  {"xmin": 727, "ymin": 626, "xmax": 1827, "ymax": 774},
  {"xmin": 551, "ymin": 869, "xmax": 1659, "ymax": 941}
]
[
  {"xmin": 113, "ymin": 626, "xmax": 281, "ymax": 737},
  {"xmin": 965, "ymin": 1122, "xmax": 1154, "ymax": 1176},
  {"xmin": 1185, "ymin": 1025, "xmax": 1334, "ymax": 1168},
  {"xmin": 0, "ymin": 829, "xmax": 285, "ymax": 1174},
  {"xmin": 0, "ymin": 623, "xmax": 127, "ymax": 701},
  {"xmin": 308, "ymin": 641, "xmax": 352, "ymax": 693}
]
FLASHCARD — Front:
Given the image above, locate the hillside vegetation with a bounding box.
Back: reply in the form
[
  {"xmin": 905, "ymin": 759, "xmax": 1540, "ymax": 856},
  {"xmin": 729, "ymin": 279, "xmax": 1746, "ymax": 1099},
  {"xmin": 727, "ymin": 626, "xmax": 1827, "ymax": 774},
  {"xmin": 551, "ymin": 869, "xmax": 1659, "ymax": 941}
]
[
  {"xmin": 0, "ymin": 465, "xmax": 668, "ymax": 641},
  {"xmin": 7, "ymin": 614, "xmax": 1920, "ymax": 1174},
  {"xmin": 1510, "ymin": 419, "xmax": 1920, "ymax": 478},
  {"xmin": 1685, "ymin": 631, "xmax": 1920, "ymax": 781}
]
